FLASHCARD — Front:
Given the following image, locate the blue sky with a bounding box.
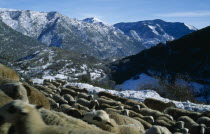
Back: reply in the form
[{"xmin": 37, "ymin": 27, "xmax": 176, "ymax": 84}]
[{"xmin": 0, "ymin": 0, "xmax": 209, "ymax": 29}]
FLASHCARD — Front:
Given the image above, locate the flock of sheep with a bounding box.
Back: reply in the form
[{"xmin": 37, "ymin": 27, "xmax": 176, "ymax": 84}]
[{"xmin": 0, "ymin": 63, "xmax": 210, "ymax": 134}]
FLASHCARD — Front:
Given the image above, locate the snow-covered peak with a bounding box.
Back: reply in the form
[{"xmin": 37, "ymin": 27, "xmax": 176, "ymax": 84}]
[
  {"xmin": 184, "ymin": 23, "xmax": 198, "ymax": 31},
  {"xmin": 83, "ymin": 17, "xmax": 102, "ymax": 23},
  {"xmin": 82, "ymin": 17, "xmax": 108, "ymax": 26}
]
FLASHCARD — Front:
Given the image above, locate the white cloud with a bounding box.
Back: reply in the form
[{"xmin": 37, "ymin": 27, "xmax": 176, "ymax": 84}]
[
  {"xmin": 80, "ymin": 13, "xmax": 103, "ymax": 20},
  {"xmin": 156, "ymin": 11, "xmax": 210, "ymax": 17}
]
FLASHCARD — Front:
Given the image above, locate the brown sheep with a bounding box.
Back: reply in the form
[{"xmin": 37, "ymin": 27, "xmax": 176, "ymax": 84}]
[
  {"xmin": 0, "ymin": 64, "xmax": 19, "ymax": 81},
  {"xmin": 144, "ymin": 98, "xmax": 176, "ymax": 112},
  {"xmin": 22, "ymin": 83, "xmax": 51, "ymax": 109}
]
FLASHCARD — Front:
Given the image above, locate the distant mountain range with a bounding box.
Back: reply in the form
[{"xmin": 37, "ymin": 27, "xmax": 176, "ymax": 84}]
[
  {"xmin": 114, "ymin": 19, "xmax": 197, "ymax": 48},
  {"xmin": 0, "ymin": 9, "xmax": 145, "ymax": 59},
  {"xmin": 0, "ymin": 8, "xmax": 196, "ymax": 59}
]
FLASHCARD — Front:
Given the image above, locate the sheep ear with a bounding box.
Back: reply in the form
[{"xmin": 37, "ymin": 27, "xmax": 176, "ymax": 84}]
[
  {"xmin": 36, "ymin": 105, "xmax": 43, "ymax": 109},
  {"xmin": 93, "ymin": 116, "xmax": 102, "ymax": 122},
  {"xmin": 106, "ymin": 122, "xmax": 114, "ymax": 127}
]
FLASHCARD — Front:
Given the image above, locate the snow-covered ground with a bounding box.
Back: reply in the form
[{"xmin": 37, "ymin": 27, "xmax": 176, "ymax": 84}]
[{"xmin": 115, "ymin": 73, "xmax": 210, "ymax": 103}]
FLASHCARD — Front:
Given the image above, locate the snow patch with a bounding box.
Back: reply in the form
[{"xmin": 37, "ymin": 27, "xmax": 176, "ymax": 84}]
[
  {"xmin": 184, "ymin": 23, "xmax": 197, "ymax": 31},
  {"xmin": 115, "ymin": 73, "xmax": 162, "ymax": 90}
]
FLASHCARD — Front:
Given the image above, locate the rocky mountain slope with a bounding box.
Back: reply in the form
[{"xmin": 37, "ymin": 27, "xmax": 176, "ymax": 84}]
[
  {"xmin": 0, "ymin": 9, "xmax": 145, "ymax": 59},
  {"xmin": 110, "ymin": 26, "xmax": 210, "ymax": 84},
  {"xmin": 110, "ymin": 26, "xmax": 210, "ymax": 102},
  {"xmin": 14, "ymin": 47, "xmax": 114, "ymax": 88},
  {"xmin": 114, "ymin": 19, "xmax": 197, "ymax": 48},
  {"xmin": 0, "ymin": 19, "xmax": 45, "ymax": 62}
]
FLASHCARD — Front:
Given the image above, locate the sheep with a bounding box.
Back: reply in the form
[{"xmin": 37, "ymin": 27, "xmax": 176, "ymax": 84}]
[
  {"xmin": 124, "ymin": 99, "xmax": 147, "ymax": 108},
  {"xmin": 59, "ymin": 104, "xmax": 84, "ymax": 118},
  {"xmin": 34, "ymin": 85, "xmax": 53, "ymax": 94},
  {"xmin": 73, "ymin": 103, "xmax": 90, "ymax": 112},
  {"xmin": 0, "ymin": 90, "xmax": 13, "ymax": 134},
  {"xmin": 133, "ymin": 117, "xmax": 152, "ymax": 130},
  {"xmin": 164, "ymin": 107, "xmax": 202, "ymax": 121},
  {"xmin": 189, "ymin": 123, "xmax": 206, "ymax": 134},
  {"xmin": 65, "ymin": 85, "xmax": 88, "ymax": 94},
  {"xmin": 0, "ymin": 90, "xmax": 13, "ymax": 107},
  {"xmin": 145, "ymin": 125, "xmax": 172, "ymax": 134},
  {"xmin": 63, "ymin": 94, "xmax": 75, "ymax": 105},
  {"xmin": 0, "ymin": 77, "xmax": 19, "ymax": 86},
  {"xmin": 83, "ymin": 110, "xmax": 144, "ymax": 134},
  {"xmin": 77, "ymin": 98, "xmax": 99, "ymax": 109},
  {"xmin": 177, "ymin": 116, "xmax": 198, "ymax": 130},
  {"xmin": 82, "ymin": 110, "xmax": 115, "ymax": 129},
  {"xmin": 52, "ymin": 94, "xmax": 68, "ymax": 105},
  {"xmin": 0, "ymin": 64, "xmax": 19, "ymax": 81},
  {"xmin": 172, "ymin": 121, "xmax": 189, "ymax": 134},
  {"xmin": 43, "ymin": 79, "xmax": 51, "ymax": 84},
  {"xmin": 139, "ymin": 108, "xmax": 171, "ymax": 120},
  {"xmin": 0, "ymin": 100, "xmax": 112, "ymax": 134},
  {"xmin": 60, "ymin": 88, "xmax": 78, "ymax": 97},
  {"xmin": 144, "ymin": 98, "xmax": 176, "ymax": 112},
  {"xmin": 197, "ymin": 117, "xmax": 210, "ymax": 127},
  {"xmin": 22, "ymin": 83, "xmax": 51, "ymax": 109},
  {"xmin": 55, "ymin": 79, "xmax": 67, "ymax": 86},
  {"xmin": 99, "ymin": 96, "xmax": 115, "ymax": 101},
  {"xmin": 49, "ymin": 81, "xmax": 62, "ymax": 88},
  {"xmin": 174, "ymin": 128, "xmax": 189, "ymax": 134},
  {"xmin": 47, "ymin": 97, "xmax": 59, "ymax": 110},
  {"xmin": 98, "ymin": 91, "xmax": 127, "ymax": 103},
  {"xmin": 0, "ymin": 82, "xmax": 29, "ymax": 103},
  {"xmin": 77, "ymin": 92, "xmax": 93, "ymax": 101},
  {"xmin": 156, "ymin": 115, "xmax": 174, "ymax": 125},
  {"xmin": 97, "ymin": 103, "xmax": 112, "ymax": 110},
  {"xmin": 98, "ymin": 98, "xmax": 122, "ymax": 107},
  {"xmin": 153, "ymin": 119, "xmax": 174, "ymax": 131},
  {"xmin": 106, "ymin": 110, "xmax": 145, "ymax": 132}
]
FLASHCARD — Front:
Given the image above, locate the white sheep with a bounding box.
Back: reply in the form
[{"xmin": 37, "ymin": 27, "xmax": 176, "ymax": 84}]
[
  {"xmin": 82, "ymin": 110, "xmax": 144, "ymax": 134},
  {"xmin": 0, "ymin": 100, "xmax": 113, "ymax": 134},
  {"xmin": 145, "ymin": 125, "xmax": 172, "ymax": 134}
]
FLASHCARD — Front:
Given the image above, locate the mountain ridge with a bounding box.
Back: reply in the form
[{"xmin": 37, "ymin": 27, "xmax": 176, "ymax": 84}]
[{"xmin": 0, "ymin": 9, "xmax": 145, "ymax": 59}]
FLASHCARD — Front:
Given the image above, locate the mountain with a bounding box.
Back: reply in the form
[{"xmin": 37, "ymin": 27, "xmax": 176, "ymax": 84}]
[
  {"xmin": 114, "ymin": 19, "xmax": 197, "ymax": 48},
  {"xmin": 110, "ymin": 26, "xmax": 210, "ymax": 102},
  {"xmin": 110, "ymin": 26, "xmax": 210, "ymax": 84},
  {"xmin": 0, "ymin": 19, "xmax": 45, "ymax": 62},
  {"xmin": 0, "ymin": 9, "xmax": 145, "ymax": 59}
]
